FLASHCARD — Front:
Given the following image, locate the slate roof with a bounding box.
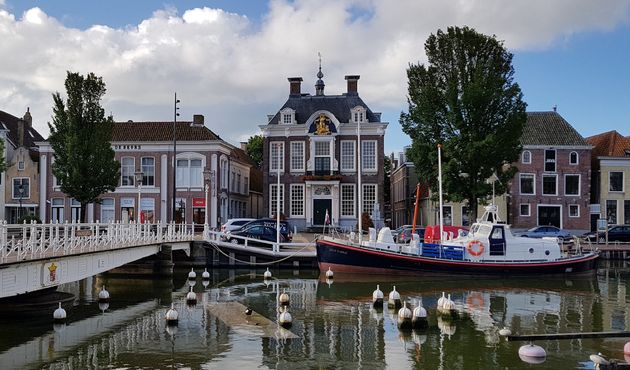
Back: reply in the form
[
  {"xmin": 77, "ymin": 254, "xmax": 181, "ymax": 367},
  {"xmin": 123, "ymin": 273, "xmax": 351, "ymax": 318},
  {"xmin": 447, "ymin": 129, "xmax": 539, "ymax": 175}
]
[
  {"xmin": 111, "ymin": 121, "xmax": 220, "ymax": 142},
  {"xmin": 230, "ymin": 147, "xmax": 255, "ymax": 166},
  {"xmin": 521, "ymin": 111, "xmax": 588, "ymax": 146},
  {"xmin": 268, "ymin": 94, "xmax": 381, "ymax": 124},
  {"xmin": 0, "ymin": 110, "xmax": 45, "ymax": 149},
  {"xmin": 586, "ymin": 130, "xmax": 630, "ymax": 157}
]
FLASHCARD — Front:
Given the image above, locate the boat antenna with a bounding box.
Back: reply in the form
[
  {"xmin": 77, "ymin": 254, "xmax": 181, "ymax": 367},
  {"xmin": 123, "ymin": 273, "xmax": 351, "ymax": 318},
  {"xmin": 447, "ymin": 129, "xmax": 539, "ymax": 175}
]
[
  {"xmin": 437, "ymin": 144, "xmax": 444, "ymax": 254},
  {"xmin": 358, "ymin": 114, "xmax": 362, "ymax": 244}
]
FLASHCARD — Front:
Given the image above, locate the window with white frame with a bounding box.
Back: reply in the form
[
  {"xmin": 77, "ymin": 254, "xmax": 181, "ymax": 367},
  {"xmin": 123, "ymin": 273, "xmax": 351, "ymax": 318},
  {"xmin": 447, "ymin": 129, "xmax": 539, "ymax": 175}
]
[
  {"xmin": 519, "ymin": 174, "xmax": 535, "ymax": 195},
  {"xmin": 352, "ymin": 106, "xmax": 366, "ymax": 123},
  {"xmin": 290, "ymin": 184, "xmax": 304, "ymax": 217},
  {"xmin": 520, "ymin": 204, "xmax": 531, "ymax": 217},
  {"xmin": 522, "ymin": 150, "xmax": 531, "ymax": 164},
  {"xmin": 121, "ymin": 157, "xmax": 135, "ymax": 186},
  {"xmin": 606, "ymin": 199, "xmax": 618, "ymax": 224},
  {"xmin": 290, "ymin": 141, "xmax": 305, "ymax": 172},
  {"xmin": 51, "ymin": 198, "xmax": 64, "ymax": 223},
  {"xmin": 270, "ymin": 142, "xmax": 284, "ymax": 172},
  {"xmin": 362, "ymin": 141, "xmax": 377, "ymax": 172},
  {"xmin": 71, "ymin": 198, "xmax": 81, "ymax": 222},
  {"xmin": 281, "ymin": 108, "xmax": 294, "ymax": 124},
  {"xmin": 12, "ymin": 177, "xmax": 30, "ymax": 199},
  {"xmin": 610, "ymin": 172, "xmax": 624, "ymax": 192},
  {"xmin": 18, "ymin": 160, "xmax": 24, "ymax": 171},
  {"xmin": 101, "ymin": 198, "xmax": 115, "ymax": 223},
  {"xmin": 220, "ymin": 158, "xmax": 228, "ymax": 189},
  {"xmin": 569, "ymin": 151, "xmax": 579, "ymax": 165},
  {"xmin": 362, "ymin": 184, "xmax": 377, "ymax": 215},
  {"xmin": 569, "ymin": 204, "xmax": 579, "ymax": 218},
  {"xmin": 461, "ymin": 205, "xmax": 470, "ymax": 226},
  {"xmin": 141, "ymin": 157, "xmax": 155, "ymax": 186},
  {"xmin": 565, "ymin": 174, "xmax": 580, "ymax": 196},
  {"xmin": 542, "ymin": 174, "xmax": 557, "ymax": 195},
  {"xmin": 314, "ymin": 140, "xmax": 331, "ymax": 175},
  {"xmin": 340, "ymin": 141, "xmax": 355, "ymax": 171},
  {"xmin": 544, "ymin": 149, "xmax": 556, "ymax": 172},
  {"xmin": 442, "ymin": 205, "xmax": 453, "ymax": 226},
  {"xmin": 176, "ymin": 158, "xmax": 203, "ymax": 188},
  {"xmin": 270, "ymin": 184, "xmax": 284, "ymax": 217},
  {"xmin": 341, "ymin": 184, "xmax": 355, "ymax": 217}
]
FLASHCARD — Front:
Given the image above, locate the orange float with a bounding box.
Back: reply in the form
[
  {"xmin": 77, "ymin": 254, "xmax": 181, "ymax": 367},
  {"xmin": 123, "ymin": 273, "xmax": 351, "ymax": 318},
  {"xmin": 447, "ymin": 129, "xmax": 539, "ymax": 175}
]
[{"xmin": 467, "ymin": 240, "xmax": 485, "ymax": 256}]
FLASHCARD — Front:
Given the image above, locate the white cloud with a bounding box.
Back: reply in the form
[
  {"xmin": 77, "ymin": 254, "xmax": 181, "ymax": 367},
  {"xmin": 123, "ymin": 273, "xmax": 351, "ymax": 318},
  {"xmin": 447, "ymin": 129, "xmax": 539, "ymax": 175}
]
[{"xmin": 0, "ymin": 0, "xmax": 629, "ymax": 147}]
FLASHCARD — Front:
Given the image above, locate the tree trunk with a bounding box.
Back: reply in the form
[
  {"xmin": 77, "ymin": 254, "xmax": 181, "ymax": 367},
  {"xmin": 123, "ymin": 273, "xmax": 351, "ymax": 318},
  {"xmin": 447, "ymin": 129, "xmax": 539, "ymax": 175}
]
[
  {"xmin": 80, "ymin": 203, "xmax": 88, "ymax": 223},
  {"xmin": 469, "ymin": 197, "xmax": 478, "ymax": 225}
]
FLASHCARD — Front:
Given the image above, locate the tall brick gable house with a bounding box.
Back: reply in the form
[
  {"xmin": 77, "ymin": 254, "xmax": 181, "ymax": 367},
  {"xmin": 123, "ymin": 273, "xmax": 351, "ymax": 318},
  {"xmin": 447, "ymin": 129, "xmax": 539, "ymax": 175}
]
[
  {"xmin": 509, "ymin": 111, "xmax": 592, "ymax": 232},
  {"xmin": 260, "ymin": 72, "xmax": 388, "ymax": 231}
]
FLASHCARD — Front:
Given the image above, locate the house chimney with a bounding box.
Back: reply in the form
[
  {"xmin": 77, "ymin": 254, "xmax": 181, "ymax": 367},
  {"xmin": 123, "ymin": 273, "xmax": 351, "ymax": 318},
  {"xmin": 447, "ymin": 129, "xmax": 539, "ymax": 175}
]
[
  {"xmin": 240, "ymin": 142, "xmax": 248, "ymax": 151},
  {"xmin": 18, "ymin": 119, "xmax": 25, "ymax": 147},
  {"xmin": 192, "ymin": 114, "xmax": 204, "ymax": 127},
  {"xmin": 288, "ymin": 77, "xmax": 303, "ymax": 97},
  {"xmin": 345, "ymin": 75, "xmax": 360, "ymax": 95},
  {"xmin": 23, "ymin": 107, "xmax": 32, "ymax": 128}
]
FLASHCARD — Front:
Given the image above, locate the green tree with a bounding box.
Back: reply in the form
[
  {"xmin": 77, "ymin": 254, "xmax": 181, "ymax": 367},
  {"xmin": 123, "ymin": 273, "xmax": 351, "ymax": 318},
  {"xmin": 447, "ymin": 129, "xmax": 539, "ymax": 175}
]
[
  {"xmin": 383, "ymin": 154, "xmax": 392, "ymax": 207},
  {"xmin": 246, "ymin": 134, "xmax": 263, "ymax": 168},
  {"xmin": 401, "ymin": 26, "xmax": 527, "ymax": 220},
  {"xmin": 49, "ymin": 72, "xmax": 120, "ymax": 222}
]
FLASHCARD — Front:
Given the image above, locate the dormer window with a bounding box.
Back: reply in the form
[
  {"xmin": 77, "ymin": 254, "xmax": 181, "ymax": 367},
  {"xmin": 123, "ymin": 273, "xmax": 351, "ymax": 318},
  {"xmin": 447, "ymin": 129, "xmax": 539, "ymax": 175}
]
[
  {"xmin": 351, "ymin": 106, "xmax": 366, "ymax": 123},
  {"xmin": 280, "ymin": 108, "xmax": 295, "ymax": 124}
]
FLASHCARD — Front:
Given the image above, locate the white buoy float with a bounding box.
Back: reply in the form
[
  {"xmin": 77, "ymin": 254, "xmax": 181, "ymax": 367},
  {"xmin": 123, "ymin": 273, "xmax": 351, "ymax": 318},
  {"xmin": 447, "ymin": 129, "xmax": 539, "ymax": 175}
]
[
  {"xmin": 325, "ymin": 267, "xmax": 334, "ymax": 279},
  {"xmin": 438, "ymin": 294, "xmax": 456, "ymax": 318},
  {"xmin": 437, "ymin": 292, "xmax": 446, "ymax": 310},
  {"xmin": 499, "ymin": 327, "xmax": 512, "ymax": 337},
  {"xmin": 53, "ymin": 302, "xmax": 66, "ymax": 323},
  {"xmin": 388, "ymin": 286, "xmax": 401, "ymax": 309},
  {"xmin": 98, "ymin": 285, "xmax": 110, "ymax": 303},
  {"xmin": 202, "ymin": 268, "xmax": 210, "ymax": 279},
  {"xmin": 279, "ymin": 306, "xmax": 292, "ymax": 328},
  {"xmin": 397, "ymin": 302, "xmax": 413, "ymax": 330},
  {"xmin": 186, "ymin": 287, "xmax": 197, "ymax": 305},
  {"xmin": 165, "ymin": 303, "xmax": 179, "ymax": 325},
  {"xmin": 589, "ymin": 353, "xmax": 610, "ymax": 366},
  {"xmin": 188, "ymin": 268, "xmax": 196, "ymax": 280},
  {"xmin": 412, "ymin": 300, "xmax": 428, "ymax": 329},
  {"xmin": 279, "ymin": 289, "xmax": 290, "ymax": 306},
  {"xmin": 264, "ymin": 268, "xmax": 272, "ymax": 279},
  {"xmin": 372, "ymin": 285, "xmax": 384, "ymax": 308},
  {"xmin": 518, "ymin": 344, "xmax": 546, "ymax": 364}
]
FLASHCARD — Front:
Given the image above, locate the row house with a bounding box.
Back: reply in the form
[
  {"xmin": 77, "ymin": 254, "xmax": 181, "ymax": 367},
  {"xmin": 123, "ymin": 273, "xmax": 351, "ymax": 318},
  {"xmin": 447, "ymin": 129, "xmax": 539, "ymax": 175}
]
[
  {"xmin": 0, "ymin": 108, "xmax": 45, "ymax": 223},
  {"xmin": 586, "ymin": 131, "xmax": 630, "ymax": 226},
  {"xmin": 260, "ymin": 70, "xmax": 388, "ymax": 231},
  {"xmin": 37, "ymin": 115, "xmax": 254, "ymax": 227}
]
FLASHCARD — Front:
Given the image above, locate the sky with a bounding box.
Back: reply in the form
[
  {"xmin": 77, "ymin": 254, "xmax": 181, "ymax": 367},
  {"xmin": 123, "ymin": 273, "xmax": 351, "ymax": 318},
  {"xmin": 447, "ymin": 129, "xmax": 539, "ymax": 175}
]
[{"xmin": 0, "ymin": 0, "xmax": 629, "ymax": 154}]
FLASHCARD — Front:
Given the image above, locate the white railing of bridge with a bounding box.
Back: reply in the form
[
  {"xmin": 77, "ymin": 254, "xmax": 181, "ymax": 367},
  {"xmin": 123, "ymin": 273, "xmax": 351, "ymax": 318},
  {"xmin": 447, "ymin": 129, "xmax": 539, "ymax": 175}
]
[{"xmin": 0, "ymin": 221, "xmax": 200, "ymax": 264}]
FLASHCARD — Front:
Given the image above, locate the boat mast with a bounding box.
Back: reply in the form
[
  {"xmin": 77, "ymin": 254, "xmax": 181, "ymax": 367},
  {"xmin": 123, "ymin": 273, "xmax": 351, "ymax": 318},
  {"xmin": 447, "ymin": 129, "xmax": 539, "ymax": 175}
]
[
  {"xmin": 437, "ymin": 144, "xmax": 444, "ymax": 249},
  {"xmin": 358, "ymin": 119, "xmax": 362, "ymax": 244}
]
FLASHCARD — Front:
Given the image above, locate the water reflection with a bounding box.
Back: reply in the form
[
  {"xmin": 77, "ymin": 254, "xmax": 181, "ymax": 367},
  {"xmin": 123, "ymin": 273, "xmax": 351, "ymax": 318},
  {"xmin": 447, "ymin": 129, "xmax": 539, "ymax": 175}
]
[{"xmin": 0, "ymin": 262, "xmax": 629, "ymax": 369}]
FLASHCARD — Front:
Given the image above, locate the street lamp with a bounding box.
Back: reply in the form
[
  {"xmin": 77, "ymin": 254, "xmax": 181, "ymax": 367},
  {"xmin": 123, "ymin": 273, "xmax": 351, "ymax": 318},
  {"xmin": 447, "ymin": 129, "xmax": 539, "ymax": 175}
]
[
  {"xmin": 135, "ymin": 171, "xmax": 143, "ymax": 223},
  {"xmin": 18, "ymin": 183, "xmax": 24, "ymax": 221},
  {"xmin": 203, "ymin": 169, "xmax": 212, "ymax": 226},
  {"xmin": 172, "ymin": 93, "xmax": 180, "ymax": 223}
]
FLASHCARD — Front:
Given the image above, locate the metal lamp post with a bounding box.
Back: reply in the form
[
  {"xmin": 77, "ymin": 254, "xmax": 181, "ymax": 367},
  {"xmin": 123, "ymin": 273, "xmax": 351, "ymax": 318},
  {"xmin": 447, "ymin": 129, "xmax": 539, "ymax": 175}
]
[
  {"xmin": 203, "ymin": 169, "xmax": 212, "ymax": 226},
  {"xmin": 18, "ymin": 183, "xmax": 24, "ymax": 221},
  {"xmin": 135, "ymin": 171, "xmax": 143, "ymax": 223},
  {"xmin": 172, "ymin": 93, "xmax": 180, "ymax": 223}
]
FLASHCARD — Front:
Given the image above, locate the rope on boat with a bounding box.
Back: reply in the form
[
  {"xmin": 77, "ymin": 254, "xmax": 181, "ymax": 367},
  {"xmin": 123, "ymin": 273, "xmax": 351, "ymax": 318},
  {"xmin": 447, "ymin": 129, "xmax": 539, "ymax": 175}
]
[{"xmin": 207, "ymin": 236, "xmax": 318, "ymax": 266}]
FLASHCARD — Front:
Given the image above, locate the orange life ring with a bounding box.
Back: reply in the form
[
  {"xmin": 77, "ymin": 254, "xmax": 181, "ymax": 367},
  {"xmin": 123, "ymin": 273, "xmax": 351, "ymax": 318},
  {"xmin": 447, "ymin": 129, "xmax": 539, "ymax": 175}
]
[
  {"xmin": 467, "ymin": 240, "xmax": 485, "ymax": 256},
  {"xmin": 466, "ymin": 292, "xmax": 485, "ymax": 309}
]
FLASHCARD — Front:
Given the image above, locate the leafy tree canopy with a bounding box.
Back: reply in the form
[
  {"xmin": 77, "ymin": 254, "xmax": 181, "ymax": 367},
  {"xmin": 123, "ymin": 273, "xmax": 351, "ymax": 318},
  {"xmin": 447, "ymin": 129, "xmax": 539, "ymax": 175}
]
[
  {"xmin": 400, "ymin": 26, "xmax": 527, "ymax": 218},
  {"xmin": 246, "ymin": 134, "xmax": 263, "ymax": 168},
  {"xmin": 48, "ymin": 71, "xmax": 120, "ymax": 221}
]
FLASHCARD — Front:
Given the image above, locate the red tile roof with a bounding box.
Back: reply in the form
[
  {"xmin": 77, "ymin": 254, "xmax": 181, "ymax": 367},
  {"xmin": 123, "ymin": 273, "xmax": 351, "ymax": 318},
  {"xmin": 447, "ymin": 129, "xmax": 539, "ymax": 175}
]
[
  {"xmin": 112, "ymin": 121, "xmax": 220, "ymax": 142},
  {"xmin": 586, "ymin": 130, "xmax": 630, "ymax": 157}
]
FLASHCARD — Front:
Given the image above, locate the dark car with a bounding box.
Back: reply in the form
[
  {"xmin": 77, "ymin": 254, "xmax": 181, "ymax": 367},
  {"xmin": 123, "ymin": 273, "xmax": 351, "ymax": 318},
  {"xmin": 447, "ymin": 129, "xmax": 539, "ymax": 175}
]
[
  {"xmin": 392, "ymin": 225, "xmax": 425, "ymax": 243},
  {"xmin": 587, "ymin": 225, "xmax": 630, "ymax": 243},
  {"xmin": 516, "ymin": 226, "xmax": 573, "ymax": 240},
  {"xmin": 233, "ymin": 219, "xmax": 293, "ymax": 242},
  {"xmin": 228, "ymin": 225, "xmax": 288, "ymax": 246}
]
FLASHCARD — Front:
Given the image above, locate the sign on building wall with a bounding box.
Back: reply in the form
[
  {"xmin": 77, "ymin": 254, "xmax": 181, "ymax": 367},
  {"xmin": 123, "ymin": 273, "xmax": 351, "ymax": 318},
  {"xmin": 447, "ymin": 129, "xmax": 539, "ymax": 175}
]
[{"xmin": 193, "ymin": 198, "xmax": 205, "ymax": 207}]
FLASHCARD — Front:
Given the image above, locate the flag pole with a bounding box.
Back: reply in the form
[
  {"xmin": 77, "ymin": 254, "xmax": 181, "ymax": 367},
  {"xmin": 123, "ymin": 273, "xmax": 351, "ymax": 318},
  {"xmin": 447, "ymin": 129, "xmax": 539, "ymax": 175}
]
[{"xmin": 437, "ymin": 144, "xmax": 444, "ymax": 257}]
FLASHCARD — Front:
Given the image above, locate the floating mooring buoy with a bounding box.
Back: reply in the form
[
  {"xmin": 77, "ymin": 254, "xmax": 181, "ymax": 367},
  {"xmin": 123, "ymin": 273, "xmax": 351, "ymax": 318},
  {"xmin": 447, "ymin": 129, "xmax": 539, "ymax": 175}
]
[
  {"xmin": 388, "ymin": 286, "xmax": 401, "ymax": 309},
  {"xmin": 279, "ymin": 306, "xmax": 292, "ymax": 329},
  {"xmin": 279, "ymin": 289, "xmax": 290, "ymax": 306},
  {"xmin": 186, "ymin": 287, "xmax": 197, "ymax": 305},
  {"xmin": 202, "ymin": 268, "xmax": 210, "ymax": 279},
  {"xmin": 98, "ymin": 285, "xmax": 110, "ymax": 303},
  {"xmin": 325, "ymin": 267, "xmax": 334, "ymax": 279},
  {"xmin": 437, "ymin": 292, "xmax": 446, "ymax": 310},
  {"xmin": 412, "ymin": 301, "xmax": 428, "ymax": 329},
  {"xmin": 264, "ymin": 268, "xmax": 272, "ymax": 279},
  {"xmin": 518, "ymin": 344, "xmax": 546, "ymax": 364},
  {"xmin": 499, "ymin": 327, "xmax": 512, "ymax": 337},
  {"xmin": 188, "ymin": 268, "xmax": 197, "ymax": 280},
  {"xmin": 53, "ymin": 302, "xmax": 66, "ymax": 323},
  {"xmin": 397, "ymin": 302, "xmax": 412, "ymax": 330},
  {"xmin": 165, "ymin": 303, "xmax": 179, "ymax": 326},
  {"xmin": 372, "ymin": 285, "xmax": 384, "ymax": 308}
]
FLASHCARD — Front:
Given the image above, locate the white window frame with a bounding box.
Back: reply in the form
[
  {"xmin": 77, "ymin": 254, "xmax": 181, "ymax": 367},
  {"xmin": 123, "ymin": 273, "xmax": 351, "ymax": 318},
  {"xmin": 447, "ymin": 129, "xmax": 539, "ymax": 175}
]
[
  {"xmin": 269, "ymin": 184, "xmax": 284, "ymax": 217},
  {"xmin": 18, "ymin": 160, "xmax": 25, "ymax": 171},
  {"xmin": 606, "ymin": 199, "xmax": 618, "ymax": 224},
  {"xmin": 270, "ymin": 141, "xmax": 285, "ymax": 173},
  {"xmin": 351, "ymin": 106, "xmax": 367, "ymax": 123},
  {"xmin": 564, "ymin": 174, "xmax": 581, "ymax": 196},
  {"xmin": 442, "ymin": 205, "xmax": 453, "ymax": 226},
  {"xmin": 519, "ymin": 173, "xmax": 535, "ymax": 195},
  {"xmin": 101, "ymin": 198, "xmax": 115, "ymax": 223},
  {"xmin": 176, "ymin": 155, "xmax": 204, "ymax": 188},
  {"xmin": 542, "ymin": 174, "xmax": 558, "ymax": 196},
  {"xmin": 361, "ymin": 140, "xmax": 377, "ymax": 172},
  {"xmin": 220, "ymin": 157, "xmax": 228, "ymax": 189},
  {"xmin": 461, "ymin": 205, "xmax": 470, "ymax": 226},
  {"xmin": 340, "ymin": 140, "xmax": 356, "ymax": 172},
  {"xmin": 522, "ymin": 150, "xmax": 531, "ymax": 164},
  {"xmin": 280, "ymin": 108, "xmax": 294, "ymax": 125},
  {"xmin": 51, "ymin": 198, "xmax": 65, "ymax": 223},
  {"xmin": 609, "ymin": 171, "xmax": 624, "ymax": 192},
  {"xmin": 290, "ymin": 141, "xmax": 305, "ymax": 172},
  {"xmin": 569, "ymin": 151, "xmax": 579, "ymax": 165},
  {"xmin": 290, "ymin": 184, "xmax": 305, "ymax": 218},
  {"xmin": 341, "ymin": 184, "xmax": 355, "ymax": 218},
  {"xmin": 12, "ymin": 177, "xmax": 30, "ymax": 199},
  {"xmin": 362, "ymin": 184, "xmax": 377, "ymax": 215},
  {"xmin": 569, "ymin": 204, "xmax": 580, "ymax": 218},
  {"xmin": 141, "ymin": 157, "xmax": 155, "ymax": 186},
  {"xmin": 121, "ymin": 156, "xmax": 135, "ymax": 187},
  {"xmin": 544, "ymin": 149, "xmax": 556, "ymax": 172},
  {"xmin": 314, "ymin": 140, "xmax": 332, "ymax": 175},
  {"xmin": 519, "ymin": 203, "xmax": 531, "ymax": 217}
]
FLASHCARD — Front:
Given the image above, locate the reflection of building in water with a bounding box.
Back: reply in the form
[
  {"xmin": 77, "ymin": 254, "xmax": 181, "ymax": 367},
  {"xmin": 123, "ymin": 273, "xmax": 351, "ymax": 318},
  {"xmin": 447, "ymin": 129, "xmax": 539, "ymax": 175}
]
[{"xmin": 598, "ymin": 265, "xmax": 630, "ymax": 331}]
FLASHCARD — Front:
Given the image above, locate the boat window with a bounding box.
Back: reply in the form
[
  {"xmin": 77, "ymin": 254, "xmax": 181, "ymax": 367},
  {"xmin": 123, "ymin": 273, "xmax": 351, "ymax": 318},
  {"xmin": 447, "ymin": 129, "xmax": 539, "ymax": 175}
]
[
  {"xmin": 476, "ymin": 225, "xmax": 492, "ymax": 236},
  {"xmin": 491, "ymin": 227, "xmax": 505, "ymax": 240}
]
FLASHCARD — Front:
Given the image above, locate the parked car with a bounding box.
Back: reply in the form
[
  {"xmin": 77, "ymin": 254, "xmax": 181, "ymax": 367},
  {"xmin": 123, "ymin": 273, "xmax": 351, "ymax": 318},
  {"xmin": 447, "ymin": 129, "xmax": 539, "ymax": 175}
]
[
  {"xmin": 391, "ymin": 225, "xmax": 425, "ymax": 243},
  {"xmin": 516, "ymin": 226, "xmax": 573, "ymax": 240},
  {"xmin": 585, "ymin": 225, "xmax": 630, "ymax": 243},
  {"xmin": 232, "ymin": 218, "xmax": 293, "ymax": 242},
  {"xmin": 221, "ymin": 218, "xmax": 256, "ymax": 233},
  {"xmin": 227, "ymin": 225, "xmax": 288, "ymax": 246}
]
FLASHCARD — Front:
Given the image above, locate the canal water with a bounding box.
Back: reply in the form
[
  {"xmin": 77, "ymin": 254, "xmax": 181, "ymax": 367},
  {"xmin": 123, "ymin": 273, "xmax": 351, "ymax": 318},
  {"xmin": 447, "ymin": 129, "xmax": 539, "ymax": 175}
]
[{"xmin": 1, "ymin": 261, "xmax": 629, "ymax": 369}]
